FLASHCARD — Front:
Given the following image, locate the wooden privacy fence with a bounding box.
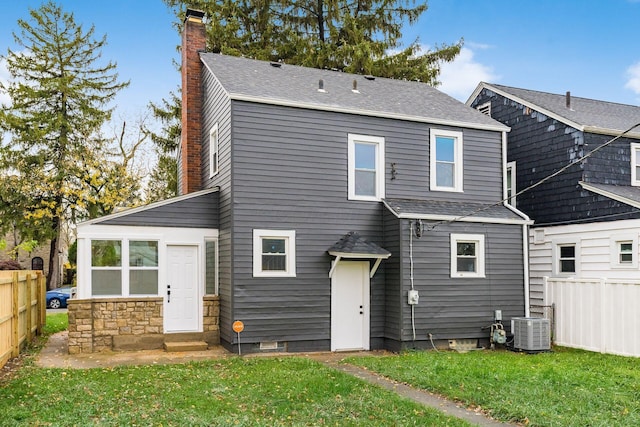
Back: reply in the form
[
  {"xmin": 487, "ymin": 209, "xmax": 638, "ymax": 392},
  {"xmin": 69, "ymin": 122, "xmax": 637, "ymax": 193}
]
[
  {"xmin": 544, "ymin": 277, "xmax": 640, "ymax": 357},
  {"xmin": 0, "ymin": 271, "xmax": 46, "ymax": 369}
]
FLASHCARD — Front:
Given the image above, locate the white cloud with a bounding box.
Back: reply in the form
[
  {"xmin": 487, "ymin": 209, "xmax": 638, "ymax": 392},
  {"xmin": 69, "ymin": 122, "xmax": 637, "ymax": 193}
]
[
  {"xmin": 437, "ymin": 47, "xmax": 499, "ymax": 101},
  {"xmin": 624, "ymin": 61, "xmax": 640, "ymax": 95}
]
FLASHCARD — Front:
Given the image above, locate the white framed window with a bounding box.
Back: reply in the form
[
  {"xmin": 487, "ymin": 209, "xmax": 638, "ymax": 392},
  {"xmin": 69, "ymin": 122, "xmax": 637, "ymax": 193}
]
[
  {"xmin": 205, "ymin": 239, "xmax": 218, "ymax": 294},
  {"xmin": 253, "ymin": 229, "xmax": 296, "ymax": 277},
  {"xmin": 558, "ymin": 245, "xmax": 576, "ymax": 273},
  {"xmin": 209, "ymin": 123, "xmax": 219, "ymax": 178},
  {"xmin": 430, "ymin": 129, "xmax": 463, "ymax": 192},
  {"xmin": 348, "ymin": 134, "xmax": 385, "ymax": 201},
  {"xmin": 91, "ymin": 239, "xmax": 159, "ymax": 296},
  {"xmin": 450, "ymin": 234, "xmax": 485, "ymax": 278},
  {"xmin": 506, "ymin": 161, "xmax": 516, "ymax": 206},
  {"xmin": 632, "ymin": 143, "xmax": 640, "ymax": 186},
  {"xmin": 610, "ymin": 235, "xmax": 638, "ymax": 269}
]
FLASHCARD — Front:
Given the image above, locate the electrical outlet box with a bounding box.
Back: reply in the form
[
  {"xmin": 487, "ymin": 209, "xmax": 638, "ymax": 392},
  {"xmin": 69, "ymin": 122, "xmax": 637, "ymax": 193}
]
[{"xmin": 408, "ymin": 290, "xmax": 419, "ymax": 305}]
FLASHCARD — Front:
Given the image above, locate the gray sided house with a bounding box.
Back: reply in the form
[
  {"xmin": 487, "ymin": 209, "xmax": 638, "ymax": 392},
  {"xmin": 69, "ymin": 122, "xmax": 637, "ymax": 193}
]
[{"xmin": 72, "ymin": 11, "xmax": 530, "ymax": 354}]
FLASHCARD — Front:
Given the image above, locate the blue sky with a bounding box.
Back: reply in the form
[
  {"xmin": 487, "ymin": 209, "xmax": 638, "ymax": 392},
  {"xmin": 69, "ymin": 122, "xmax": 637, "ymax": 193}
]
[{"xmin": 2, "ymin": 0, "xmax": 640, "ymax": 122}]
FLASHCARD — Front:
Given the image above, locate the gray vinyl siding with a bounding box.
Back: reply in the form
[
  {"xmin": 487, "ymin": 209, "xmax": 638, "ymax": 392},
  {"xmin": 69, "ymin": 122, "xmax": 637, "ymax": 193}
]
[
  {"xmin": 201, "ymin": 68, "xmax": 234, "ymax": 343},
  {"xmin": 97, "ymin": 191, "xmax": 218, "ymax": 228},
  {"xmin": 383, "ymin": 125, "xmax": 503, "ymax": 204},
  {"xmin": 225, "ymin": 100, "xmax": 512, "ymax": 347},
  {"xmin": 229, "ymin": 101, "xmax": 388, "ymax": 345},
  {"xmin": 399, "ymin": 221, "xmax": 525, "ymax": 341},
  {"xmin": 382, "ymin": 209, "xmax": 402, "ymax": 340}
]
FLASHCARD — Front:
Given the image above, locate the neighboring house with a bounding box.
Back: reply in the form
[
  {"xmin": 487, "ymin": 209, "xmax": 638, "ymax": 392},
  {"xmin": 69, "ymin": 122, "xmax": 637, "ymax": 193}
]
[
  {"xmin": 72, "ymin": 10, "xmax": 530, "ymax": 354},
  {"xmin": 0, "ymin": 232, "xmax": 50, "ymax": 275},
  {"xmin": 468, "ymin": 83, "xmax": 640, "ymax": 356}
]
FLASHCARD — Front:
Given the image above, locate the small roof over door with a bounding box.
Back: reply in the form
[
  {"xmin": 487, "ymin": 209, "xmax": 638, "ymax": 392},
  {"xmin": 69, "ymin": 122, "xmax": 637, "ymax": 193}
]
[{"xmin": 327, "ymin": 231, "xmax": 391, "ymax": 278}]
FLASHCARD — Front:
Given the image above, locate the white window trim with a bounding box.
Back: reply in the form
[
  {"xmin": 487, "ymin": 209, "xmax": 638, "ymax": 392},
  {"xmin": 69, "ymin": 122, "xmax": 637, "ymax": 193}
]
[
  {"xmin": 204, "ymin": 238, "xmax": 219, "ymax": 295},
  {"xmin": 450, "ymin": 233, "xmax": 485, "ymax": 278},
  {"xmin": 209, "ymin": 123, "xmax": 219, "ymax": 179},
  {"xmin": 348, "ymin": 133, "xmax": 385, "ymax": 201},
  {"xmin": 552, "ymin": 240, "xmax": 581, "ymax": 277},
  {"xmin": 506, "ymin": 161, "xmax": 516, "ymax": 206},
  {"xmin": 631, "ymin": 143, "xmax": 640, "ymax": 186},
  {"xmin": 253, "ymin": 229, "xmax": 296, "ymax": 277},
  {"xmin": 430, "ymin": 129, "xmax": 464, "ymax": 192},
  {"xmin": 90, "ymin": 238, "xmax": 161, "ymax": 297},
  {"xmin": 610, "ymin": 234, "xmax": 638, "ymax": 269}
]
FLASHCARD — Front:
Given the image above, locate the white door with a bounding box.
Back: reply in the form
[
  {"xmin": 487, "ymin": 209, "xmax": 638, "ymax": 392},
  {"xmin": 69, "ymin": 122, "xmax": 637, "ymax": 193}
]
[
  {"xmin": 164, "ymin": 245, "xmax": 200, "ymax": 332},
  {"xmin": 331, "ymin": 261, "xmax": 370, "ymax": 351}
]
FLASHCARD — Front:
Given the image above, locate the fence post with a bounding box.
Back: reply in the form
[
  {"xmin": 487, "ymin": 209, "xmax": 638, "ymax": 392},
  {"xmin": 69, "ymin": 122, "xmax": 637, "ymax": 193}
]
[
  {"xmin": 37, "ymin": 272, "xmax": 45, "ymax": 334},
  {"xmin": 11, "ymin": 272, "xmax": 19, "ymax": 357},
  {"xmin": 599, "ymin": 278, "xmax": 606, "ymax": 354},
  {"xmin": 27, "ymin": 273, "xmax": 33, "ymax": 342}
]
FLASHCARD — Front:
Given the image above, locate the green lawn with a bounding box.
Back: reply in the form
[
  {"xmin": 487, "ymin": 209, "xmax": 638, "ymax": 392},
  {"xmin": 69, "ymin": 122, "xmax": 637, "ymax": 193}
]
[
  {"xmin": 0, "ymin": 356, "xmax": 468, "ymax": 426},
  {"xmin": 5, "ymin": 313, "xmax": 638, "ymax": 426},
  {"xmin": 347, "ymin": 347, "xmax": 640, "ymax": 426}
]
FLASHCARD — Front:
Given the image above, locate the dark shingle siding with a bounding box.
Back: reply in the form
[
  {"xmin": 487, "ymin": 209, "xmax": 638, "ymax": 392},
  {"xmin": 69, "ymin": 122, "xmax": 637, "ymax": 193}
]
[{"xmin": 472, "ymin": 87, "xmax": 640, "ymax": 225}]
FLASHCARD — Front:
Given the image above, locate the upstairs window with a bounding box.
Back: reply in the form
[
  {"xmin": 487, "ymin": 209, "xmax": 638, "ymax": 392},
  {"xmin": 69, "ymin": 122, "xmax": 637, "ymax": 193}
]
[
  {"xmin": 348, "ymin": 134, "xmax": 385, "ymax": 201},
  {"xmin": 631, "ymin": 143, "xmax": 640, "ymax": 186},
  {"xmin": 253, "ymin": 229, "xmax": 296, "ymax": 277},
  {"xmin": 209, "ymin": 123, "xmax": 219, "ymax": 178},
  {"xmin": 506, "ymin": 161, "xmax": 516, "ymax": 206},
  {"xmin": 430, "ymin": 130, "xmax": 463, "ymax": 192},
  {"xmin": 450, "ymin": 234, "xmax": 485, "ymax": 278}
]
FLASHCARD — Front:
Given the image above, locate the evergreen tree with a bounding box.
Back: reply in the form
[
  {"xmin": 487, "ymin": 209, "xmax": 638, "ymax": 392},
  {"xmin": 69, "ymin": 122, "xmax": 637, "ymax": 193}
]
[
  {"xmin": 0, "ymin": 1, "xmax": 128, "ymax": 288},
  {"xmin": 151, "ymin": 0, "xmax": 460, "ymax": 197}
]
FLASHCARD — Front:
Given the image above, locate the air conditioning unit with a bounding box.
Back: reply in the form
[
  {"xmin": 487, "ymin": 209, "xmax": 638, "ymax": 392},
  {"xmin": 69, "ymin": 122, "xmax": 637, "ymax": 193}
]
[{"xmin": 511, "ymin": 317, "xmax": 550, "ymax": 352}]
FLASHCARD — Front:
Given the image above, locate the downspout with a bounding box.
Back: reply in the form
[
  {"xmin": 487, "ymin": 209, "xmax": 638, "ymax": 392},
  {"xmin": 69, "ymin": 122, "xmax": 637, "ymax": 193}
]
[{"xmin": 502, "ymin": 130, "xmax": 531, "ymax": 317}]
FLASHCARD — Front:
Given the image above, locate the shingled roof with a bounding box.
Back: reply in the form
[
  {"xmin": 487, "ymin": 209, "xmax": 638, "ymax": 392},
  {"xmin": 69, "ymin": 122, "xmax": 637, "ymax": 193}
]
[
  {"xmin": 469, "ymin": 82, "xmax": 640, "ymax": 138},
  {"xmin": 383, "ymin": 198, "xmax": 530, "ymax": 224},
  {"xmin": 328, "ymin": 232, "xmax": 390, "ymax": 258},
  {"xmin": 200, "ymin": 53, "xmax": 509, "ymax": 132}
]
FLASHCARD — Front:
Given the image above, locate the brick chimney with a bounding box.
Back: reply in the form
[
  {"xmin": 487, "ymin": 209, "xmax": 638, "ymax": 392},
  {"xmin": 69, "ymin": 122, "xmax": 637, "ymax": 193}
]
[{"xmin": 180, "ymin": 9, "xmax": 206, "ymax": 194}]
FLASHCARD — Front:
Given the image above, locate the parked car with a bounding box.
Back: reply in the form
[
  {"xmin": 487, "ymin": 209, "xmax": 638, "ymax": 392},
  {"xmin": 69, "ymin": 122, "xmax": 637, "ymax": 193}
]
[{"xmin": 46, "ymin": 287, "xmax": 73, "ymax": 309}]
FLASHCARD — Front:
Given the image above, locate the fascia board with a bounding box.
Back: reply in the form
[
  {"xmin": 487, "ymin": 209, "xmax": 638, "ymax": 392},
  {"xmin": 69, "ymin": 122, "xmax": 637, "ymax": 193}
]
[
  {"xmin": 580, "ymin": 181, "xmax": 640, "ymax": 209},
  {"xmin": 78, "ymin": 187, "xmax": 220, "ymax": 227},
  {"xmin": 477, "ymin": 83, "xmax": 585, "ymax": 132},
  {"xmin": 229, "ymin": 93, "xmax": 510, "ymax": 133}
]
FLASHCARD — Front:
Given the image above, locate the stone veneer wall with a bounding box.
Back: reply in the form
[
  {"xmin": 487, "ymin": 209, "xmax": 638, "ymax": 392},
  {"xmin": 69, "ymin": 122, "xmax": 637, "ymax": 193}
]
[{"xmin": 68, "ymin": 296, "xmax": 220, "ymax": 354}]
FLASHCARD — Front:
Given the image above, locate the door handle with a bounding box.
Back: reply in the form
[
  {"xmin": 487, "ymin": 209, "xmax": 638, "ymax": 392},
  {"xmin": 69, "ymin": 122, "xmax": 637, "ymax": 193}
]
[{"xmin": 167, "ymin": 284, "xmax": 171, "ymax": 303}]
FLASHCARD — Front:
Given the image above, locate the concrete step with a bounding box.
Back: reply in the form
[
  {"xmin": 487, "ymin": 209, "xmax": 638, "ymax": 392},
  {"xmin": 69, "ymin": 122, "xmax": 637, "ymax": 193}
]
[
  {"xmin": 164, "ymin": 332, "xmax": 205, "ymax": 342},
  {"xmin": 163, "ymin": 341, "xmax": 209, "ymax": 352}
]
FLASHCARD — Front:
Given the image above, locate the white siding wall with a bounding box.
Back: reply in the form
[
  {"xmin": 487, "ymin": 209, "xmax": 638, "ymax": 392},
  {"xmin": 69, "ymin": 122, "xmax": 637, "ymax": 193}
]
[{"xmin": 529, "ymin": 218, "xmax": 640, "ymax": 313}]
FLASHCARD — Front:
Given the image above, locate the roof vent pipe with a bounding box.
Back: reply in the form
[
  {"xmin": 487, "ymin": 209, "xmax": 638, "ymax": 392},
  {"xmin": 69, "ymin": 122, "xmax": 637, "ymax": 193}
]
[
  {"xmin": 318, "ymin": 79, "xmax": 326, "ymax": 92},
  {"xmin": 352, "ymin": 79, "xmax": 359, "ymax": 93},
  {"xmin": 566, "ymin": 91, "xmax": 571, "ymax": 109}
]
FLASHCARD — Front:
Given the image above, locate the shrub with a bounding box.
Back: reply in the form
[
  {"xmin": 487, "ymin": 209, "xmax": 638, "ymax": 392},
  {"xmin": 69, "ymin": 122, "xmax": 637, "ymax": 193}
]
[{"xmin": 0, "ymin": 259, "xmax": 24, "ymax": 270}]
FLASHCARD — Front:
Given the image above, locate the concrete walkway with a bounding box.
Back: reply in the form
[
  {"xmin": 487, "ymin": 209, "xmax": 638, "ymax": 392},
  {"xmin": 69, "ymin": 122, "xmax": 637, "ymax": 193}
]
[{"xmin": 36, "ymin": 332, "xmax": 516, "ymax": 426}]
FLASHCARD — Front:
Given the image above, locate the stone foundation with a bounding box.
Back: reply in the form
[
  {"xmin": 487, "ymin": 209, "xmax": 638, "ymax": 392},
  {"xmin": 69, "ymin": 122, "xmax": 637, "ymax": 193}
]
[{"xmin": 68, "ymin": 296, "xmax": 220, "ymax": 354}]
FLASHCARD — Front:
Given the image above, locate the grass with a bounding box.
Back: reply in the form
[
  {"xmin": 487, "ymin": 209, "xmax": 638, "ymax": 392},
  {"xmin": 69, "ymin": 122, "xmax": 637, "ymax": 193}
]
[
  {"xmin": 347, "ymin": 347, "xmax": 640, "ymax": 426},
  {"xmin": 43, "ymin": 312, "xmax": 68, "ymax": 335},
  {"xmin": 0, "ymin": 356, "xmax": 469, "ymax": 426}
]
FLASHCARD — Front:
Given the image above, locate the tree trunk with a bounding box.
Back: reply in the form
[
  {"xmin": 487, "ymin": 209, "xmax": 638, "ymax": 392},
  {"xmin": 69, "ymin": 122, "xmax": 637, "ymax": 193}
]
[{"xmin": 46, "ymin": 218, "xmax": 62, "ymax": 290}]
